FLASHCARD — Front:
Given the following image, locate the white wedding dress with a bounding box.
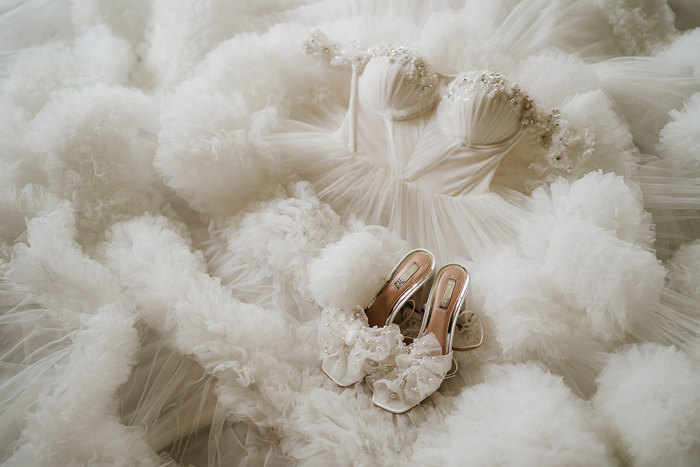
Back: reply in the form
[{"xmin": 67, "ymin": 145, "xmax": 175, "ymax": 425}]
[
  {"xmin": 2, "ymin": 0, "xmax": 700, "ymax": 466},
  {"xmin": 270, "ymin": 39, "xmax": 594, "ymax": 263}
]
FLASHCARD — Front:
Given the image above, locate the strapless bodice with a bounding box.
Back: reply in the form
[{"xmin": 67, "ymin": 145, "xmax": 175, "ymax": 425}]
[
  {"xmin": 339, "ymin": 53, "xmax": 439, "ymax": 173},
  {"xmin": 348, "ymin": 63, "xmax": 531, "ymax": 196},
  {"xmin": 403, "ymin": 72, "xmax": 530, "ymax": 196},
  {"xmin": 357, "ymin": 55, "xmax": 439, "ymax": 121}
]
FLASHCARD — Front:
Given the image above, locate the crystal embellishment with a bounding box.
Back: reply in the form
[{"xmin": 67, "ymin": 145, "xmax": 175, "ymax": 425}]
[
  {"xmin": 443, "ymin": 70, "xmax": 594, "ymax": 180},
  {"xmin": 303, "ymin": 29, "xmax": 439, "ymax": 92}
]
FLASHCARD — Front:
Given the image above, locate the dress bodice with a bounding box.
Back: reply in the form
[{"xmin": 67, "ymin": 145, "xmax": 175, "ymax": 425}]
[
  {"xmin": 304, "ymin": 31, "xmax": 547, "ymax": 195},
  {"xmin": 346, "ymin": 64, "xmax": 531, "ymax": 196},
  {"xmin": 338, "ymin": 52, "xmax": 439, "ymax": 173},
  {"xmin": 403, "ymin": 72, "xmax": 530, "ymax": 196}
]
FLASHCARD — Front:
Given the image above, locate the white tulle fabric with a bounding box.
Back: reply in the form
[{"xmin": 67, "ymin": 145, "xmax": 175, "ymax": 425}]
[
  {"xmin": 320, "ymin": 305, "xmax": 404, "ymax": 386},
  {"xmin": 369, "ymin": 333, "xmax": 453, "ymax": 412},
  {"xmin": 2, "ymin": 0, "xmax": 700, "ymax": 465}
]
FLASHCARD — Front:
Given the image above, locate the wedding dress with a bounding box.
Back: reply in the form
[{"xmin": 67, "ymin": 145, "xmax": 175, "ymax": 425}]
[
  {"xmin": 2, "ymin": 0, "xmax": 700, "ymax": 466},
  {"xmin": 270, "ymin": 29, "xmax": 696, "ymax": 264},
  {"xmin": 269, "ymin": 53, "xmax": 541, "ymax": 262}
]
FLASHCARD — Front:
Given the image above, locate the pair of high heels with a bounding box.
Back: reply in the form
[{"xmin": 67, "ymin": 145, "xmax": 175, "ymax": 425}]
[{"xmin": 320, "ymin": 249, "xmax": 483, "ymax": 413}]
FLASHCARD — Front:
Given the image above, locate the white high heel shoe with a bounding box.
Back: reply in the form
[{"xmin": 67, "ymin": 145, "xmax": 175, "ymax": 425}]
[
  {"xmin": 370, "ymin": 263, "xmax": 483, "ymax": 413},
  {"xmin": 320, "ymin": 249, "xmax": 435, "ymax": 387}
]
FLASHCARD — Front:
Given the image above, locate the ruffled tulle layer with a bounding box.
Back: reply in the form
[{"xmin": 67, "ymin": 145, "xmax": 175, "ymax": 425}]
[{"xmin": 268, "ymin": 119, "xmax": 531, "ymax": 263}]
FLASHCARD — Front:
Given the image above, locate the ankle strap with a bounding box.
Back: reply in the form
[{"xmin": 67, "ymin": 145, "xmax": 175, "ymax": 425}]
[{"xmin": 452, "ymin": 310, "xmax": 484, "ymax": 352}]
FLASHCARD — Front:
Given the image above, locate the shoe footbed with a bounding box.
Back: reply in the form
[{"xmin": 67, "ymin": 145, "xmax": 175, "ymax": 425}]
[
  {"xmin": 365, "ymin": 251, "xmax": 433, "ymax": 328},
  {"xmin": 424, "ymin": 266, "xmax": 468, "ymax": 354}
]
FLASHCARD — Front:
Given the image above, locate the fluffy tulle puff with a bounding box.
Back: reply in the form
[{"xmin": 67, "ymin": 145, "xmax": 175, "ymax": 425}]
[
  {"xmin": 154, "ymin": 24, "xmax": 347, "ymax": 216},
  {"xmin": 657, "ymin": 92, "xmax": 700, "ymax": 170},
  {"xmin": 0, "ymin": 184, "xmax": 64, "ymax": 259},
  {"xmin": 411, "ymin": 363, "xmax": 612, "ymax": 466},
  {"xmin": 512, "ymin": 50, "xmax": 600, "ymax": 109},
  {"xmin": 3, "ymin": 306, "xmax": 158, "ymax": 466},
  {"xmin": 472, "ymin": 171, "xmax": 664, "ymax": 363},
  {"xmin": 155, "ymin": 84, "xmax": 276, "ymax": 216},
  {"xmin": 666, "ymin": 240, "xmax": 700, "ymax": 301},
  {"xmin": 308, "ymin": 225, "xmax": 408, "ymax": 312},
  {"xmin": 523, "ymin": 171, "xmax": 653, "ymax": 251},
  {"xmin": 470, "ymin": 249, "xmax": 582, "ymax": 361},
  {"xmin": 1, "ymin": 26, "xmax": 134, "ymax": 118},
  {"xmin": 557, "ymin": 90, "xmax": 636, "ymax": 177},
  {"xmin": 18, "ymin": 84, "xmax": 163, "ymax": 252},
  {"xmin": 210, "ymin": 181, "xmax": 346, "ymax": 306},
  {"xmin": 522, "ymin": 173, "xmax": 663, "ymax": 343},
  {"xmin": 657, "ymin": 28, "xmax": 700, "ymax": 74},
  {"xmin": 142, "ymin": 0, "xmax": 316, "ymax": 90},
  {"xmin": 593, "ymin": 343, "xmax": 700, "ymax": 466}
]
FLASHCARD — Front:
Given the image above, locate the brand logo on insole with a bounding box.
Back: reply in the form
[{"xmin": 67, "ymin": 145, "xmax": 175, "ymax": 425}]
[
  {"xmin": 394, "ymin": 262, "xmax": 420, "ymax": 289},
  {"xmin": 440, "ymin": 278, "xmax": 457, "ymax": 309}
]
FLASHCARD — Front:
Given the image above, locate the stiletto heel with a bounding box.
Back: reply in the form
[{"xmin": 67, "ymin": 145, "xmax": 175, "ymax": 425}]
[
  {"xmin": 370, "ymin": 263, "xmax": 483, "ymax": 413},
  {"xmin": 321, "ymin": 249, "xmax": 436, "ymax": 386}
]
